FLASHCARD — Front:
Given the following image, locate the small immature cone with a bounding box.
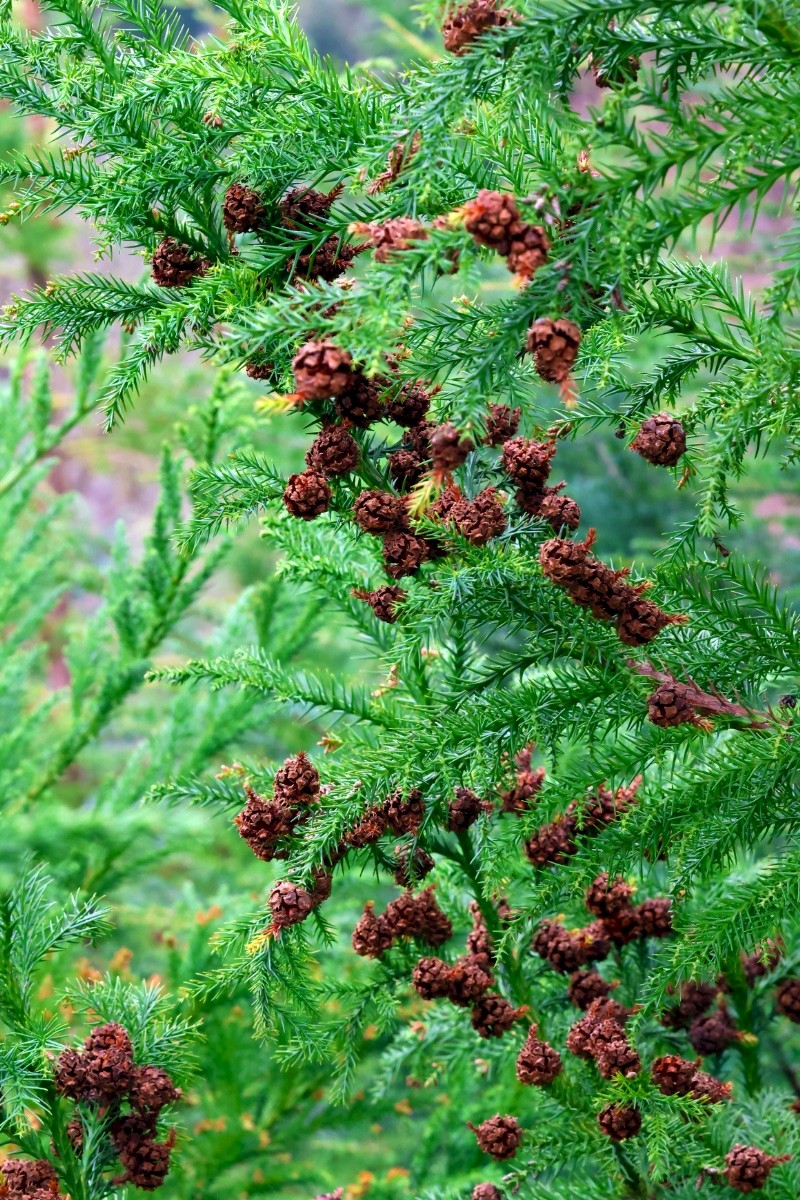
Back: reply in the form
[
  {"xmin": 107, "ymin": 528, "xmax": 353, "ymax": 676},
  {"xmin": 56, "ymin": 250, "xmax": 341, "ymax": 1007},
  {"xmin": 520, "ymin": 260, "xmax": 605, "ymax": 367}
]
[
  {"xmin": 630, "ymin": 412, "xmax": 686, "ymax": 467},
  {"xmin": 352, "ymin": 585, "xmax": 407, "ymax": 624},
  {"xmin": 597, "ymin": 1104, "xmax": 641, "ymax": 1141},
  {"xmin": 471, "ymin": 993, "xmax": 527, "ymax": 1038},
  {"xmin": 515, "ymin": 1025, "xmax": 562, "ymax": 1085},
  {"xmin": 462, "ymin": 190, "xmax": 521, "ymax": 253},
  {"xmin": 526, "ymin": 317, "xmax": 581, "ymax": 384},
  {"xmin": 723, "ymin": 1144, "xmax": 792, "ymax": 1193},
  {"xmin": 273, "ymin": 751, "xmax": 320, "ymax": 806},
  {"xmin": 506, "ymin": 224, "xmax": 550, "ymax": 280},
  {"xmin": 467, "ymin": 1114, "xmax": 523, "ymax": 1160},
  {"xmin": 222, "ymin": 183, "xmax": 266, "ymax": 233},
  {"xmin": 430, "ymin": 422, "xmax": 473, "ymax": 473},
  {"xmin": 268, "ymin": 879, "xmax": 315, "ymax": 930},
  {"xmin": 151, "ymin": 237, "xmax": 207, "ymax": 288},
  {"xmin": 292, "ymin": 340, "xmax": 354, "ymax": 400},
  {"xmin": 283, "ymin": 471, "xmax": 331, "ymax": 519},
  {"xmin": 306, "ymin": 426, "xmax": 360, "ymax": 477}
]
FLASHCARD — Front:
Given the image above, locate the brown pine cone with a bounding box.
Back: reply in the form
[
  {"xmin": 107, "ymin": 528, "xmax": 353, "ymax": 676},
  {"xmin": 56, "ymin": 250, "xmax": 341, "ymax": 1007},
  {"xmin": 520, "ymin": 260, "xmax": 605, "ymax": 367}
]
[
  {"xmin": 472, "ymin": 1184, "xmax": 503, "ymax": 1200},
  {"xmin": 463, "ymin": 190, "xmax": 521, "ymax": 252},
  {"xmin": 384, "ymin": 891, "xmax": 427, "ymax": 939},
  {"xmin": 533, "ymin": 486, "xmax": 581, "ymax": 532},
  {"xmin": 690, "ymin": 1071, "xmax": 733, "ymax": 1103},
  {"xmin": 129, "ymin": 1065, "xmax": 181, "ymax": 1113},
  {"xmin": 56, "ymin": 1022, "xmax": 135, "ymax": 1103},
  {"xmin": 292, "ymin": 236, "xmax": 362, "ymax": 283},
  {"xmin": 449, "ymin": 488, "xmax": 507, "ymax": 545},
  {"xmin": 280, "ymin": 184, "xmax": 343, "ymax": 226},
  {"xmin": 412, "ymin": 886, "xmax": 453, "ymax": 946},
  {"xmin": 741, "ymin": 939, "xmax": 783, "ymax": 985},
  {"xmin": 352, "ymin": 585, "xmax": 407, "ymax": 624},
  {"xmin": 354, "ymin": 490, "xmax": 409, "ymax": 535},
  {"xmin": 724, "ymin": 1144, "xmax": 792, "ymax": 1193},
  {"xmin": 471, "ymin": 993, "xmax": 526, "ymax": 1038},
  {"xmin": 268, "ymin": 880, "xmax": 315, "ymax": 930},
  {"xmin": 430, "ymin": 422, "xmax": 473, "ymax": 473},
  {"xmin": 67, "ymin": 1116, "xmax": 84, "ymax": 1153},
  {"xmin": 114, "ymin": 1126, "xmax": 176, "ymax": 1191},
  {"xmin": 467, "ymin": 1114, "xmax": 522, "ymax": 1160},
  {"xmin": 235, "ymin": 791, "xmax": 296, "ymax": 860},
  {"xmin": 568, "ymin": 970, "xmax": 616, "ymax": 1009},
  {"xmin": 594, "ymin": 1036, "xmax": 641, "ymax": 1080},
  {"xmin": 293, "ymin": 341, "xmax": 354, "ymax": 400},
  {"xmin": 151, "ymin": 237, "xmax": 208, "ymax": 288},
  {"xmin": 393, "ymin": 845, "xmax": 435, "ymax": 888},
  {"xmin": 1, "ymin": 1159, "xmax": 59, "ymax": 1195},
  {"xmin": 388, "ymin": 447, "xmax": 427, "ymax": 491},
  {"xmin": 651, "ymin": 1054, "xmax": 701, "ymax": 1096},
  {"xmin": 383, "ymin": 530, "xmax": 432, "ymax": 578},
  {"xmin": 385, "ymin": 382, "xmax": 431, "ymax": 427},
  {"xmin": 597, "ymin": 1104, "xmax": 641, "ymax": 1142},
  {"xmin": 446, "ymin": 955, "xmax": 492, "ymax": 1006},
  {"xmin": 448, "ymin": 787, "xmax": 487, "ymax": 832},
  {"xmin": 565, "ymin": 1014, "xmax": 596, "ymax": 1061},
  {"xmin": 524, "ymin": 817, "xmax": 578, "ymax": 868},
  {"xmin": 345, "ymin": 805, "xmax": 389, "ymax": 849},
  {"xmin": 599, "ymin": 906, "xmax": 642, "ymax": 947},
  {"xmin": 585, "ymin": 996, "xmax": 630, "ymax": 1026},
  {"xmin": 110, "ymin": 1113, "xmax": 157, "ymax": 1156},
  {"xmin": 383, "ymin": 788, "xmax": 425, "ymax": 835},
  {"xmin": 244, "ymin": 360, "xmax": 275, "ymax": 381},
  {"xmin": 306, "ymin": 426, "xmax": 360, "ymax": 477},
  {"xmin": 501, "ymin": 437, "xmax": 555, "ymax": 490},
  {"xmin": 483, "ymin": 403, "xmax": 521, "ymax": 446},
  {"xmin": 515, "ymin": 1025, "xmax": 562, "ymax": 1085},
  {"xmin": 335, "ymin": 375, "xmax": 385, "ymax": 427},
  {"xmin": 688, "ymin": 1006, "xmax": 740, "ymax": 1055},
  {"xmin": 466, "ymin": 902, "xmax": 495, "ymax": 970},
  {"xmin": 630, "ymin": 413, "xmax": 687, "ymax": 468},
  {"xmin": 352, "ymin": 902, "xmax": 392, "ymax": 958},
  {"xmin": 367, "ymin": 216, "xmax": 428, "ymax": 261},
  {"xmin": 500, "ymin": 766, "xmax": 545, "ymax": 815},
  {"xmin": 638, "ymin": 896, "xmax": 673, "ymax": 938},
  {"xmin": 309, "ymin": 867, "xmax": 333, "ymax": 909},
  {"xmin": 223, "ymin": 182, "xmax": 266, "ymax": 233},
  {"xmin": 660, "ymin": 980, "xmax": 717, "ymax": 1029},
  {"xmin": 527, "ymin": 318, "xmax": 581, "ymax": 383},
  {"xmin": 776, "ymin": 978, "xmax": 800, "ymax": 1022},
  {"xmin": 284, "ymin": 471, "xmax": 331, "ymax": 519},
  {"xmin": 404, "ymin": 420, "xmax": 435, "ymax": 457},
  {"xmin": 647, "ymin": 682, "xmax": 698, "ymax": 728},
  {"xmin": 506, "ymin": 224, "xmax": 550, "ymax": 280},
  {"xmin": 582, "ymin": 779, "xmax": 641, "ymax": 829},
  {"xmin": 412, "ymin": 956, "xmax": 453, "ymax": 1000},
  {"xmin": 585, "ymin": 873, "xmax": 635, "ymax": 919},
  {"xmin": 273, "ymin": 752, "xmax": 320, "ymax": 807},
  {"xmin": 617, "ymin": 597, "xmax": 685, "ymax": 646}
]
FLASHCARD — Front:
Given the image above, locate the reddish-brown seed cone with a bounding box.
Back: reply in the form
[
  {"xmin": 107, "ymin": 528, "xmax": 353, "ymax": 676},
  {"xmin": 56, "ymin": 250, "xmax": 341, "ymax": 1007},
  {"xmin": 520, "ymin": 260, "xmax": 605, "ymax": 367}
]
[
  {"xmin": 483, "ymin": 403, "xmax": 521, "ymax": 446},
  {"xmin": 501, "ymin": 437, "xmax": 555, "ymax": 491},
  {"xmin": 585, "ymin": 873, "xmax": 635, "ymax": 919},
  {"xmin": 352, "ymin": 585, "xmax": 407, "ymax": 624},
  {"xmin": 335, "ymin": 375, "xmax": 385, "ymax": 427},
  {"xmin": 67, "ymin": 1116, "xmax": 84, "ymax": 1153},
  {"xmin": 385, "ymin": 382, "xmax": 431, "ymax": 428},
  {"xmin": 467, "ymin": 902, "xmax": 496, "ymax": 971},
  {"xmin": 283, "ymin": 471, "xmax": 331, "ymax": 520},
  {"xmin": 274, "ymin": 752, "xmax": 320, "ymax": 807},
  {"xmin": 594, "ymin": 1034, "xmax": 641, "ymax": 1080},
  {"xmin": 292, "ymin": 341, "xmax": 354, "ymax": 400},
  {"xmin": 524, "ymin": 817, "xmax": 578, "ymax": 868},
  {"xmin": 529, "ymin": 486, "xmax": 582, "ymax": 532},
  {"xmin": 776, "ymin": 978, "xmax": 800, "ymax": 1022},
  {"xmin": 383, "ymin": 531, "xmax": 433, "ymax": 579},
  {"xmin": 472, "ymin": 1184, "xmax": 503, "ymax": 1200},
  {"xmin": 724, "ymin": 1145, "xmax": 792, "ymax": 1193},
  {"xmin": 235, "ymin": 790, "xmax": 295, "ymax": 861},
  {"xmin": 506, "ymin": 224, "xmax": 550, "ymax": 280},
  {"xmin": 515, "ymin": 1025, "xmax": 562, "ymax": 1085},
  {"xmin": 129, "ymin": 1065, "xmax": 181, "ymax": 1113},
  {"xmin": 448, "ymin": 787, "xmax": 488, "ymax": 832},
  {"xmin": 597, "ymin": 1105, "xmax": 641, "ymax": 1142},
  {"xmin": 691, "ymin": 1071, "xmax": 734, "ymax": 1104},
  {"xmin": 151, "ymin": 237, "xmax": 208, "ymax": 288},
  {"xmin": 388, "ymin": 448, "xmax": 427, "ymax": 491},
  {"xmin": 384, "ymin": 887, "xmax": 453, "ymax": 946},
  {"xmin": 292, "ymin": 236, "xmax": 362, "ymax": 283},
  {"xmin": 430, "ymin": 422, "xmax": 473, "ymax": 473},
  {"xmin": 630, "ymin": 413, "xmax": 687, "ymax": 467},
  {"xmin": 412, "ymin": 956, "xmax": 454, "ymax": 1000},
  {"xmin": 268, "ymin": 880, "xmax": 315, "ymax": 930},
  {"xmin": 306, "ymin": 426, "xmax": 360, "ymax": 477},
  {"xmin": 449, "ymin": 488, "xmax": 507, "ymax": 545},
  {"xmin": 568, "ymin": 970, "xmax": 617, "ymax": 1009},
  {"xmin": 463, "ymin": 190, "xmax": 521, "ymax": 252},
  {"xmin": 651, "ymin": 1055, "xmax": 701, "ymax": 1096},
  {"xmin": 393, "ymin": 845, "xmax": 435, "ymax": 888},
  {"xmin": 661, "ymin": 980, "xmax": 717, "ymax": 1029},
  {"xmin": 638, "ymin": 896, "xmax": 674, "ymax": 938},
  {"xmin": 688, "ymin": 1006, "xmax": 740, "ymax": 1055},
  {"xmin": 647, "ymin": 683, "xmax": 698, "ymax": 727},
  {"xmin": 501, "ymin": 766, "xmax": 545, "ymax": 815},
  {"xmin": 741, "ymin": 938, "xmax": 783, "ymax": 985},
  {"xmin": 383, "ymin": 788, "xmax": 425, "ymax": 835},
  {"xmin": 366, "ymin": 216, "xmax": 428, "ymax": 261},
  {"xmin": 223, "ymin": 182, "xmax": 266, "ymax": 233},
  {"xmin": 353, "ymin": 490, "xmax": 409, "ymax": 535},
  {"xmin": 471, "ymin": 994, "xmax": 527, "ymax": 1038},
  {"xmin": 55, "ymin": 1022, "xmax": 134, "ymax": 1103},
  {"xmin": 467, "ymin": 1114, "xmax": 522, "ymax": 1160},
  {"xmin": 447, "ymin": 956, "xmax": 494, "ymax": 1006},
  {"xmin": 527, "ymin": 318, "xmax": 582, "ymax": 384},
  {"xmin": 617, "ymin": 597, "xmax": 686, "ymax": 647},
  {"xmin": 352, "ymin": 902, "xmax": 392, "ymax": 958},
  {"xmin": 1, "ymin": 1159, "xmax": 59, "ymax": 1196},
  {"xmin": 113, "ymin": 1122, "xmax": 176, "ymax": 1192},
  {"xmin": 245, "ymin": 360, "xmax": 275, "ymax": 381},
  {"xmin": 280, "ymin": 184, "xmax": 344, "ymax": 226}
]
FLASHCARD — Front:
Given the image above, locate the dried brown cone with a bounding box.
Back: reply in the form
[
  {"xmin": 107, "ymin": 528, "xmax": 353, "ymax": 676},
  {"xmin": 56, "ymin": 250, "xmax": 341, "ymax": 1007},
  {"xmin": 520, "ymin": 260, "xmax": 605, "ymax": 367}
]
[
  {"xmin": 352, "ymin": 902, "xmax": 392, "ymax": 958},
  {"xmin": 660, "ymin": 980, "xmax": 717, "ymax": 1029},
  {"xmin": 223, "ymin": 183, "xmax": 266, "ymax": 233},
  {"xmin": 114, "ymin": 1126, "xmax": 176, "ymax": 1192},
  {"xmin": 515, "ymin": 1025, "xmax": 562, "ymax": 1085},
  {"xmin": 345, "ymin": 804, "xmax": 389, "ymax": 849},
  {"xmin": 362, "ymin": 216, "xmax": 428, "ymax": 261},
  {"xmin": 273, "ymin": 752, "xmax": 320, "ymax": 807},
  {"xmin": 471, "ymin": 993, "xmax": 527, "ymax": 1038},
  {"xmin": 306, "ymin": 426, "xmax": 360, "ymax": 477},
  {"xmin": 412, "ymin": 956, "xmax": 453, "ymax": 1000},
  {"xmin": 501, "ymin": 437, "xmax": 555, "ymax": 491},
  {"xmin": 353, "ymin": 490, "xmax": 409, "ymax": 535},
  {"xmin": 524, "ymin": 817, "xmax": 578, "ymax": 869},
  {"xmin": 384, "ymin": 382, "xmax": 431, "ymax": 428},
  {"xmin": 568, "ymin": 970, "xmax": 617, "ymax": 1009},
  {"xmin": 56, "ymin": 1022, "xmax": 135, "ymax": 1103},
  {"xmin": 446, "ymin": 955, "xmax": 493, "ymax": 1006},
  {"xmin": 129, "ymin": 1065, "xmax": 181, "ymax": 1114},
  {"xmin": 776, "ymin": 978, "xmax": 800, "ymax": 1022},
  {"xmin": 472, "ymin": 1184, "xmax": 503, "ymax": 1200},
  {"xmin": 151, "ymin": 237, "xmax": 208, "ymax": 288},
  {"xmin": 648, "ymin": 680, "xmax": 701, "ymax": 728},
  {"xmin": 383, "ymin": 788, "xmax": 425, "ymax": 835},
  {"xmin": 280, "ymin": 184, "xmax": 344, "ymax": 226},
  {"xmin": 352, "ymin": 585, "xmax": 407, "ymax": 624},
  {"xmin": 585, "ymin": 873, "xmax": 635, "ymax": 919},
  {"xmin": 582, "ymin": 778, "xmax": 642, "ymax": 830},
  {"xmin": 741, "ymin": 938, "xmax": 783, "ymax": 986},
  {"xmin": 637, "ymin": 896, "xmax": 673, "ymax": 938},
  {"xmin": 293, "ymin": 341, "xmax": 354, "ymax": 400},
  {"xmin": 448, "ymin": 787, "xmax": 488, "ymax": 832},
  {"xmin": 292, "ymin": 236, "xmax": 363, "ymax": 283},
  {"xmin": 283, "ymin": 470, "xmax": 331, "ymax": 520},
  {"xmin": 335, "ymin": 375, "xmax": 385, "ymax": 427},
  {"xmin": 1, "ymin": 1159, "xmax": 59, "ymax": 1196},
  {"xmin": 597, "ymin": 1104, "xmax": 641, "ymax": 1142},
  {"xmin": 235, "ymin": 790, "xmax": 295, "ymax": 861},
  {"xmin": 467, "ymin": 1114, "xmax": 522, "ymax": 1160},
  {"xmin": 594, "ymin": 1035, "xmax": 641, "ymax": 1080},
  {"xmin": 690, "ymin": 1071, "xmax": 733, "ymax": 1104},
  {"xmin": 383, "ymin": 530, "xmax": 432, "ymax": 579},
  {"xmin": 500, "ymin": 766, "xmax": 545, "ymax": 815},
  {"xmin": 449, "ymin": 488, "xmax": 507, "ymax": 545},
  {"xmin": 462, "ymin": 190, "xmax": 521, "ymax": 253},
  {"xmin": 533, "ymin": 486, "xmax": 581, "ymax": 532},
  {"xmin": 411, "ymin": 886, "xmax": 453, "ymax": 946},
  {"xmin": 388, "ymin": 448, "xmax": 427, "ymax": 491},
  {"xmin": 393, "ymin": 845, "xmax": 435, "ymax": 888},
  {"xmin": 268, "ymin": 879, "xmax": 315, "ymax": 930},
  {"xmin": 244, "ymin": 360, "xmax": 275, "ymax": 381},
  {"xmin": 538, "ymin": 533, "xmax": 625, "ymax": 619},
  {"xmin": 688, "ymin": 1005, "xmax": 741, "ymax": 1056},
  {"xmin": 467, "ymin": 901, "xmax": 495, "ymax": 970},
  {"xmin": 506, "ymin": 224, "xmax": 550, "ymax": 280},
  {"xmin": 565, "ymin": 1014, "xmax": 597, "ymax": 1060},
  {"xmin": 66, "ymin": 1116, "xmax": 84, "ymax": 1153},
  {"xmin": 527, "ymin": 318, "xmax": 582, "ymax": 384},
  {"xmin": 617, "ymin": 596, "xmax": 686, "ymax": 647},
  {"xmin": 430, "ymin": 422, "xmax": 473, "ymax": 474},
  {"xmin": 601, "ymin": 905, "xmax": 642, "ymax": 946},
  {"xmin": 630, "ymin": 413, "xmax": 687, "ymax": 468},
  {"xmin": 651, "ymin": 1054, "xmax": 701, "ymax": 1096},
  {"xmin": 724, "ymin": 1144, "xmax": 792, "ymax": 1193},
  {"xmin": 483, "ymin": 403, "xmax": 521, "ymax": 446},
  {"xmin": 368, "ymin": 136, "xmax": 420, "ymax": 195}
]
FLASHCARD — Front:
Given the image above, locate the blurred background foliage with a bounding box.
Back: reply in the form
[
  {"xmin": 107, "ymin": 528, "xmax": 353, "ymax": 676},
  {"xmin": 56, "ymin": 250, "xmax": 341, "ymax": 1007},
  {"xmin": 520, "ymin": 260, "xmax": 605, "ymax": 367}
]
[{"xmin": 0, "ymin": 2, "xmax": 798, "ymax": 1198}]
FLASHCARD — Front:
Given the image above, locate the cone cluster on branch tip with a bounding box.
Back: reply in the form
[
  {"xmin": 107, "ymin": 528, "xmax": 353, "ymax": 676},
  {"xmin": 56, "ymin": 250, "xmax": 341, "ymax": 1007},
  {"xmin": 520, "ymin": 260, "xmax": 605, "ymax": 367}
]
[
  {"xmin": 462, "ymin": 189, "xmax": 549, "ymax": 282},
  {"xmin": 352, "ymin": 887, "xmax": 452, "ymax": 958},
  {"xmin": 630, "ymin": 412, "xmax": 687, "ymax": 467},
  {"xmin": 500, "ymin": 437, "xmax": 581, "ymax": 531},
  {"xmin": 52, "ymin": 1023, "xmax": 180, "ymax": 1192},
  {"xmin": 500, "ymin": 744, "xmax": 545, "ymax": 814},
  {"xmin": 539, "ymin": 530, "xmax": 686, "ymax": 646},
  {"xmin": 235, "ymin": 753, "xmax": 321, "ymax": 862},
  {"xmin": 524, "ymin": 777, "xmax": 641, "ymax": 869}
]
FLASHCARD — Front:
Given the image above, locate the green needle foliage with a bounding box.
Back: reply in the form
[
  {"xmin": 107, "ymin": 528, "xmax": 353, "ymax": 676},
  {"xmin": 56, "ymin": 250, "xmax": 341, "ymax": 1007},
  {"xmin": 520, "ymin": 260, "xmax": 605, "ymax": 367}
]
[{"xmin": 0, "ymin": 2, "xmax": 800, "ymax": 1199}]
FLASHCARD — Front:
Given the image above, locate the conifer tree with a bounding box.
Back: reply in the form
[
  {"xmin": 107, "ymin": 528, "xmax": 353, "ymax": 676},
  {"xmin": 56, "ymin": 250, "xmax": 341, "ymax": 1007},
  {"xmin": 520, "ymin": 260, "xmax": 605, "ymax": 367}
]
[{"xmin": 1, "ymin": 1, "xmax": 800, "ymax": 1197}]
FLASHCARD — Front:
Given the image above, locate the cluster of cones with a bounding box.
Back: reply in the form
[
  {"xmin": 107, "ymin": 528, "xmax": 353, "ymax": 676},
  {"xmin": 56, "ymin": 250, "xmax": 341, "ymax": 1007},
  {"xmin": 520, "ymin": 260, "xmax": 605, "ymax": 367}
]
[
  {"xmin": 442, "ymin": 0, "xmax": 517, "ymax": 56},
  {"xmin": 523, "ymin": 777, "xmax": 641, "ymax": 868},
  {"xmin": 53, "ymin": 1022, "xmax": 180, "ymax": 1191},
  {"xmin": 351, "ymin": 888, "xmax": 452, "ymax": 958},
  {"xmin": 0, "ymin": 1159, "xmax": 64, "ymax": 1200}
]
